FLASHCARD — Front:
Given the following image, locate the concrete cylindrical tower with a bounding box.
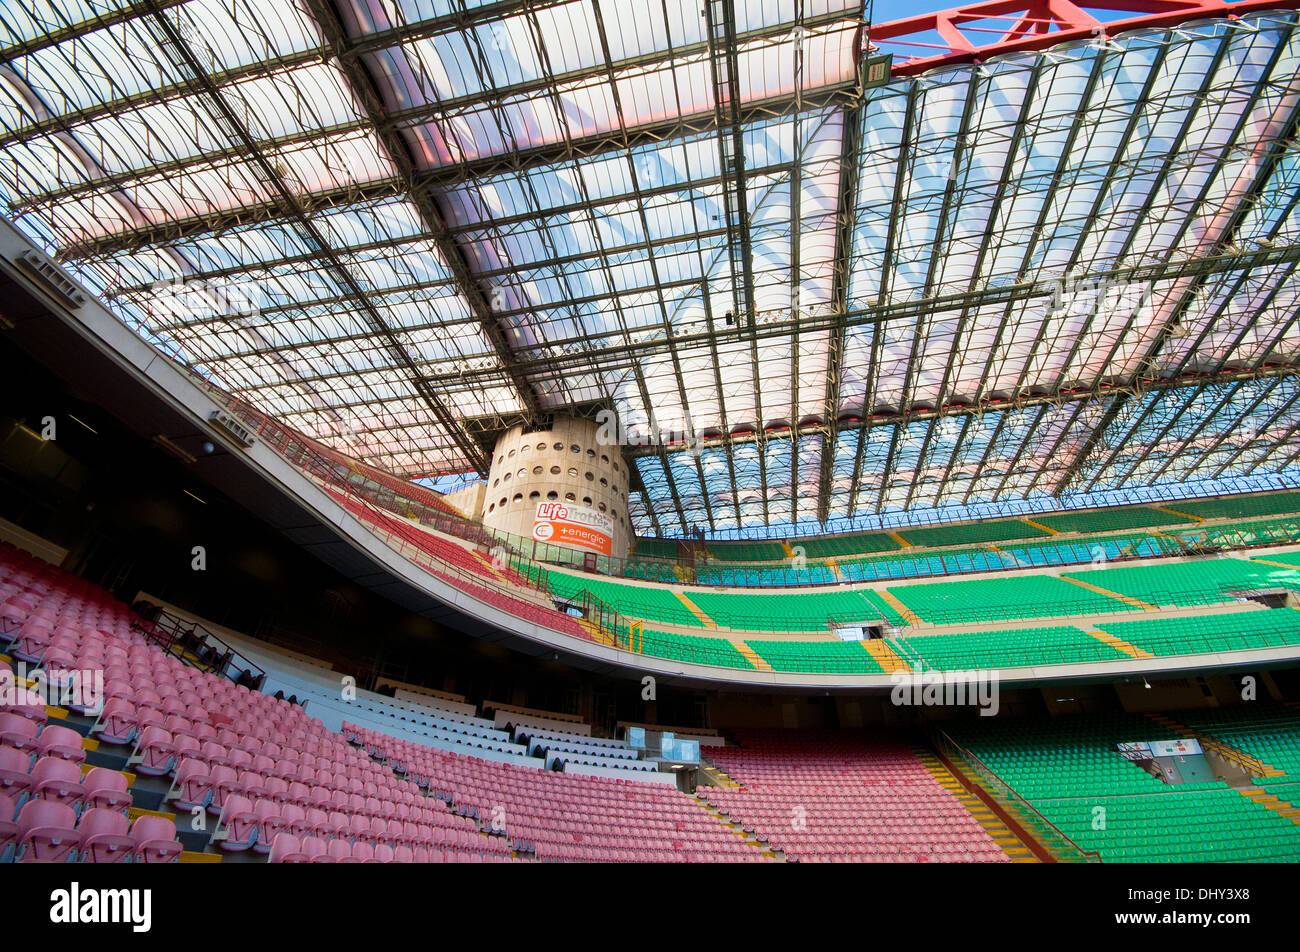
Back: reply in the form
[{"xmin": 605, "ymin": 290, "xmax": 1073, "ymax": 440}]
[{"xmin": 480, "ymin": 417, "xmax": 631, "ymax": 564}]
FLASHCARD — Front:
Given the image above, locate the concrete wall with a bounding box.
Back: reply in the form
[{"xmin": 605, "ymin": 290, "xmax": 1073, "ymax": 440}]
[
  {"xmin": 440, "ymin": 482, "xmax": 484, "ymax": 520},
  {"xmin": 480, "ymin": 417, "xmax": 631, "ymax": 560},
  {"xmin": 0, "ymin": 515, "xmax": 68, "ymax": 567}
]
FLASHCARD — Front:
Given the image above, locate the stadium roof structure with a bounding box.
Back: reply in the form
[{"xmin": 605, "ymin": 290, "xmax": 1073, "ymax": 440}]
[{"xmin": 3, "ymin": 0, "xmax": 1300, "ymax": 540}]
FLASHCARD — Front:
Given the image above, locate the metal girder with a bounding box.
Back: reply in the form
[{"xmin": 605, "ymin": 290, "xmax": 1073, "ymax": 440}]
[
  {"xmin": 1212, "ymin": 377, "xmax": 1300, "ymax": 477},
  {"xmin": 1155, "ymin": 377, "xmax": 1282, "ymax": 482},
  {"xmin": 54, "ymin": 84, "xmax": 854, "ymax": 261},
  {"xmin": 873, "ymin": 0, "xmax": 1300, "ymax": 76},
  {"xmin": 1144, "ymin": 256, "xmax": 1300, "ymax": 485},
  {"xmin": 788, "ymin": 0, "xmax": 807, "ymax": 529},
  {"xmin": 986, "ymin": 401, "xmax": 1057, "ymax": 503},
  {"xmin": 923, "ymin": 56, "xmax": 1047, "ymax": 509},
  {"xmin": 101, "ymin": 158, "xmax": 798, "ymax": 296},
  {"xmin": 617, "ymin": 364, "xmax": 1300, "ymax": 458},
  {"xmin": 0, "ymin": 0, "xmax": 189, "ymax": 61},
  {"xmin": 1069, "ymin": 27, "xmax": 1300, "ymax": 494},
  {"xmin": 1021, "ymin": 395, "xmax": 1096, "ymax": 496},
  {"xmin": 8, "ymin": 0, "xmax": 1300, "ymax": 528},
  {"xmin": 1113, "ymin": 378, "xmax": 1249, "ymax": 488},
  {"xmin": 1044, "ymin": 28, "xmax": 1239, "ymax": 398},
  {"xmin": 705, "ymin": 0, "xmax": 768, "ymax": 527},
  {"xmin": 208, "ymin": 240, "xmax": 1300, "ymax": 413},
  {"xmin": 133, "ymin": 0, "xmax": 488, "ymax": 473},
  {"xmin": 1148, "ymin": 60, "xmax": 1300, "ymax": 383},
  {"xmin": 897, "ymin": 64, "xmax": 983, "ymax": 513},
  {"xmin": 299, "ymin": 0, "xmax": 542, "ymax": 423},
  {"xmin": 817, "ymin": 0, "xmax": 870, "ymax": 524},
  {"xmin": 848, "ymin": 82, "xmax": 917, "ymax": 517},
  {"xmin": 588, "ymin": 0, "xmax": 710, "ymax": 532},
  {"xmin": 0, "ymin": 0, "xmax": 609, "ymax": 150},
  {"xmin": 0, "ymin": 2, "xmax": 855, "ymax": 158}
]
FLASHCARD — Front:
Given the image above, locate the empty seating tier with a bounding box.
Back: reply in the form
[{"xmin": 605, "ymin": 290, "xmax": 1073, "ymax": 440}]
[
  {"xmin": 796, "ymin": 533, "xmax": 901, "ymax": 558},
  {"xmin": 1094, "ymin": 609, "xmax": 1300, "ymax": 657},
  {"xmin": 631, "ymin": 539, "xmax": 684, "ymax": 560},
  {"xmin": 895, "ymin": 520, "xmax": 1050, "ymax": 547},
  {"xmin": 1167, "ymin": 705, "xmax": 1300, "ymax": 780},
  {"xmin": 705, "ymin": 541, "xmax": 789, "ymax": 562},
  {"xmin": 1030, "ymin": 507, "xmax": 1196, "ymax": 534},
  {"xmin": 638, "ymin": 630, "xmax": 753, "ymax": 669},
  {"xmin": 1063, "ymin": 557, "xmax": 1300, "ymax": 607},
  {"xmin": 887, "ymin": 575, "xmax": 1128, "ymax": 624},
  {"xmin": 702, "ymin": 731, "xmax": 1006, "ymax": 862},
  {"xmin": 892, "ymin": 626, "xmax": 1126, "ymax": 671},
  {"xmin": 947, "ymin": 712, "xmax": 1300, "ymax": 862},
  {"xmin": 1170, "ymin": 491, "xmax": 1300, "ymax": 520}
]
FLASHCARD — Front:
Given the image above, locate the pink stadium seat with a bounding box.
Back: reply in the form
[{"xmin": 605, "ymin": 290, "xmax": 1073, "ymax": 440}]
[
  {"xmin": 319, "ymin": 837, "xmax": 352, "ymax": 863},
  {"xmin": 77, "ymin": 808, "xmax": 135, "ymax": 863},
  {"xmin": 0, "ymin": 745, "xmax": 33, "ymax": 796},
  {"xmin": 269, "ymin": 830, "xmax": 305, "ymax": 863},
  {"xmin": 83, "ymin": 767, "xmax": 133, "ymax": 814},
  {"xmin": 16, "ymin": 798, "xmax": 81, "ymax": 862},
  {"xmin": 251, "ymin": 799, "xmax": 284, "ymax": 853},
  {"xmin": 29, "ymin": 756, "xmax": 87, "ymax": 812},
  {"xmin": 131, "ymin": 815, "xmax": 182, "ymax": 863},
  {"xmin": 131, "ymin": 726, "xmax": 174, "ymax": 775},
  {"xmin": 170, "ymin": 757, "xmax": 212, "ymax": 811},
  {"xmin": 216, "ymin": 794, "xmax": 259, "ymax": 851},
  {"xmin": 0, "ymin": 712, "xmax": 40, "ymax": 753}
]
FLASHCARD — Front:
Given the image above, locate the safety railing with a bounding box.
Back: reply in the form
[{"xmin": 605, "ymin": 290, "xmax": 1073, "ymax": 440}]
[
  {"xmin": 185, "ymin": 371, "xmax": 631, "ymax": 647},
  {"xmin": 190, "ymin": 365, "xmax": 1300, "ymax": 595},
  {"xmin": 181, "ymin": 370, "xmax": 1300, "ymax": 655},
  {"xmin": 132, "ymin": 605, "xmax": 267, "ymax": 688},
  {"xmin": 930, "ymin": 728, "xmax": 1103, "ymax": 863}
]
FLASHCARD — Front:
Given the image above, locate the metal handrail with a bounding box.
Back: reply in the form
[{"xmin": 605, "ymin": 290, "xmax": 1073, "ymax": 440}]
[
  {"xmin": 185, "ymin": 361, "xmax": 1300, "ymax": 594},
  {"xmin": 931, "ymin": 727, "xmax": 1102, "ymax": 863},
  {"xmin": 182, "ymin": 370, "xmax": 1300, "ymax": 650},
  {"xmin": 133, "ymin": 606, "xmax": 267, "ymax": 688}
]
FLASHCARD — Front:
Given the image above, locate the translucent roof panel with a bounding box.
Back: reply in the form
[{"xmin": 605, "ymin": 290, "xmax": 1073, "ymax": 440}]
[{"xmin": 1, "ymin": 1, "xmax": 1298, "ymax": 535}]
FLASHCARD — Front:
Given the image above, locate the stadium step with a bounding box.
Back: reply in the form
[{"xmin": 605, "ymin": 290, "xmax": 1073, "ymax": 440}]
[
  {"xmin": 180, "ymin": 850, "xmax": 223, "ymax": 863},
  {"xmin": 1021, "ymin": 518, "xmax": 1059, "ymax": 535},
  {"xmin": 730, "ymin": 640, "xmax": 771, "ymax": 670},
  {"xmin": 1060, "ymin": 575, "xmax": 1157, "ymax": 610},
  {"xmin": 911, "ymin": 746, "xmax": 1039, "ymax": 863},
  {"xmin": 1237, "ymin": 788, "xmax": 1300, "ymax": 824},
  {"xmin": 691, "ymin": 794, "xmax": 778, "ymax": 861},
  {"xmin": 1144, "ymin": 712, "xmax": 1287, "ymax": 778},
  {"xmin": 1250, "ymin": 557, "xmax": 1300, "ymax": 571},
  {"xmin": 877, "ymin": 590, "xmax": 923, "ymax": 625},
  {"xmin": 1154, "ymin": 505, "xmax": 1203, "ymax": 522},
  {"xmin": 673, "ymin": 591, "xmax": 717, "ymax": 628},
  {"xmin": 887, "ymin": 531, "xmax": 912, "ymax": 548},
  {"xmin": 698, "ymin": 758, "xmax": 741, "ymax": 788},
  {"xmin": 472, "ymin": 550, "xmax": 511, "ymax": 582},
  {"xmin": 860, "ymin": 638, "xmax": 909, "ymax": 672},
  {"xmin": 576, "ymin": 616, "xmax": 618, "ymax": 647},
  {"xmin": 1088, "ymin": 629, "xmax": 1154, "ymax": 659}
]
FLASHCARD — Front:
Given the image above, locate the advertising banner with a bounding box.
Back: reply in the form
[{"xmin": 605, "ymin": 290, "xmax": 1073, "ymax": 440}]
[
  {"xmin": 1149, "ymin": 738, "xmax": 1203, "ymax": 757},
  {"xmin": 532, "ymin": 501, "xmax": 614, "ymax": 555}
]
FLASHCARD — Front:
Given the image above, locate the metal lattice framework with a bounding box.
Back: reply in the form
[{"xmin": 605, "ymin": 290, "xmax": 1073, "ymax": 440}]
[{"xmin": 3, "ymin": 0, "xmax": 1300, "ymax": 539}]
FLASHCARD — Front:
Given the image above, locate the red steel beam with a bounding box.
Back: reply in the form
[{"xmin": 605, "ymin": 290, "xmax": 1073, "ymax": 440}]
[{"xmin": 874, "ymin": 0, "xmax": 1300, "ymax": 76}]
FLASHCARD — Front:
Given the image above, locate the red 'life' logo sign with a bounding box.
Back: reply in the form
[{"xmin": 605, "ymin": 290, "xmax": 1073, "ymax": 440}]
[{"xmin": 536, "ymin": 502, "xmax": 569, "ymax": 521}]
